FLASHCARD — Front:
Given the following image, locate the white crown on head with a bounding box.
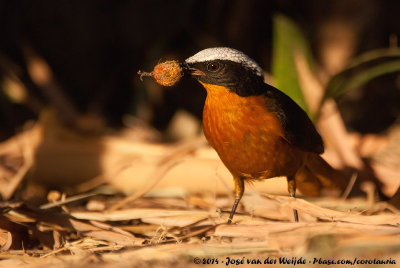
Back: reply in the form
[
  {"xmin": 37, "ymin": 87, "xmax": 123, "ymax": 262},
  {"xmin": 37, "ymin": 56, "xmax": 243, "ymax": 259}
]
[{"xmin": 185, "ymin": 47, "xmax": 263, "ymax": 77}]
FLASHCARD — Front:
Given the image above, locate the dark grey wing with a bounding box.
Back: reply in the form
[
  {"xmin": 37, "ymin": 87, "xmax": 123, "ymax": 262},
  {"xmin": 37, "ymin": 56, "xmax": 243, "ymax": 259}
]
[{"xmin": 263, "ymin": 83, "xmax": 324, "ymax": 154}]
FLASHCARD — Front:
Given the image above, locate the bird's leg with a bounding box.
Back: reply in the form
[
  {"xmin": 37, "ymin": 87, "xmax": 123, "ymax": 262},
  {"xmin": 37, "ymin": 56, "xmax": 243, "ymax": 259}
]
[
  {"xmin": 287, "ymin": 175, "xmax": 299, "ymax": 222},
  {"xmin": 227, "ymin": 177, "xmax": 244, "ymax": 224}
]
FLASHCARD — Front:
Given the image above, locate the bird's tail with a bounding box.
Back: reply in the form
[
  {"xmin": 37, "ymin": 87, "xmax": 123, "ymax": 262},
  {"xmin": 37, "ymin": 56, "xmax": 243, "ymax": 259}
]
[{"xmin": 295, "ymin": 153, "xmax": 347, "ymax": 197}]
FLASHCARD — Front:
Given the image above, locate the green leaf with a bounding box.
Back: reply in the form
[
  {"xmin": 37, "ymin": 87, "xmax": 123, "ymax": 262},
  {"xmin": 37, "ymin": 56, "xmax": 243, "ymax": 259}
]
[
  {"xmin": 272, "ymin": 14, "xmax": 314, "ymax": 114},
  {"xmin": 324, "ymin": 48, "xmax": 400, "ymax": 101}
]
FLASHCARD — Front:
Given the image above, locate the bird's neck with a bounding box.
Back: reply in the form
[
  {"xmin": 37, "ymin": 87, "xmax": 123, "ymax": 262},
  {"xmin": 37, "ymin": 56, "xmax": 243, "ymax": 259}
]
[{"xmin": 200, "ymin": 81, "xmax": 281, "ymax": 144}]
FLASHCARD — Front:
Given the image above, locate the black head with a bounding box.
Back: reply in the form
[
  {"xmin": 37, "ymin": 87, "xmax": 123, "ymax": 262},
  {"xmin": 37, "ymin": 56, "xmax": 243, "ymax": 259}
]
[{"xmin": 184, "ymin": 47, "xmax": 265, "ymax": 97}]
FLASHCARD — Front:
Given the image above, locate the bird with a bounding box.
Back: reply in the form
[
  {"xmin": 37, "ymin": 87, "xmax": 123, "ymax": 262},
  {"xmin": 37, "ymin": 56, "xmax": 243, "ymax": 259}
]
[{"xmin": 183, "ymin": 47, "xmax": 346, "ymax": 224}]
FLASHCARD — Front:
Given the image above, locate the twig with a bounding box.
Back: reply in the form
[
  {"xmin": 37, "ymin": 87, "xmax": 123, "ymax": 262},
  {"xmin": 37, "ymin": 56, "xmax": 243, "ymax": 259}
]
[
  {"xmin": 107, "ymin": 159, "xmax": 183, "ymax": 211},
  {"xmin": 40, "ymin": 192, "xmax": 99, "ymax": 210},
  {"xmin": 137, "ymin": 70, "xmax": 153, "ymax": 81},
  {"xmin": 108, "ymin": 137, "xmax": 206, "ymax": 211},
  {"xmin": 341, "ymin": 172, "xmax": 358, "ymax": 200}
]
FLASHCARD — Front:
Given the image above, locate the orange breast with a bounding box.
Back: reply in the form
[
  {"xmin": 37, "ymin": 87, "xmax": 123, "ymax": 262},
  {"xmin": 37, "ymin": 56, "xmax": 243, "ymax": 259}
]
[{"xmin": 201, "ymin": 82, "xmax": 305, "ymax": 180}]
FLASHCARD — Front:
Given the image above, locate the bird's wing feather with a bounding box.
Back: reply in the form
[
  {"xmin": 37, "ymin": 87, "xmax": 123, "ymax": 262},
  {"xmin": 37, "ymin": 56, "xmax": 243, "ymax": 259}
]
[{"xmin": 263, "ymin": 83, "xmax": 324, "ymax": 154}]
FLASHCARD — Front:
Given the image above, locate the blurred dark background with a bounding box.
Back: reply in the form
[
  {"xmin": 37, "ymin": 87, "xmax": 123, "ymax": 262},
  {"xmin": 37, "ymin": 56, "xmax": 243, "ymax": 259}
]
[{"xmin": 0, "ymin": 0, "xmax": 399, "ymax": 141}]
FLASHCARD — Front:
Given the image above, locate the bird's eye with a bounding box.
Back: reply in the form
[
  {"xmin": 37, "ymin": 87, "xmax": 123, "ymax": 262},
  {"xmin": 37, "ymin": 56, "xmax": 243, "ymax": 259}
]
[{"xmin": 207, "ymin": 61, "xmax": 220, "ymax": 72}]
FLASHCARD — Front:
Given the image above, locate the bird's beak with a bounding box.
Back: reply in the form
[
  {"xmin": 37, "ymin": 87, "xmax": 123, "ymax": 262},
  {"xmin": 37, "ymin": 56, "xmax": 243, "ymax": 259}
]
[
  {"xmin": 181, "ymin": 63, "xmax": 205, "ymax": 77},
  {"xmin": 189, "ymin": 68, "xmax": 205, "ymax": 76}
]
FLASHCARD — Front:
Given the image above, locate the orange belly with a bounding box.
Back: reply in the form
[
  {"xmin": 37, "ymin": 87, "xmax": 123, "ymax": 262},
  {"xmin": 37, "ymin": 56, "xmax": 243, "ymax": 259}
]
[{"xmin": 201, "ymin": 82, "xmax": 306, "ymax": 180}]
